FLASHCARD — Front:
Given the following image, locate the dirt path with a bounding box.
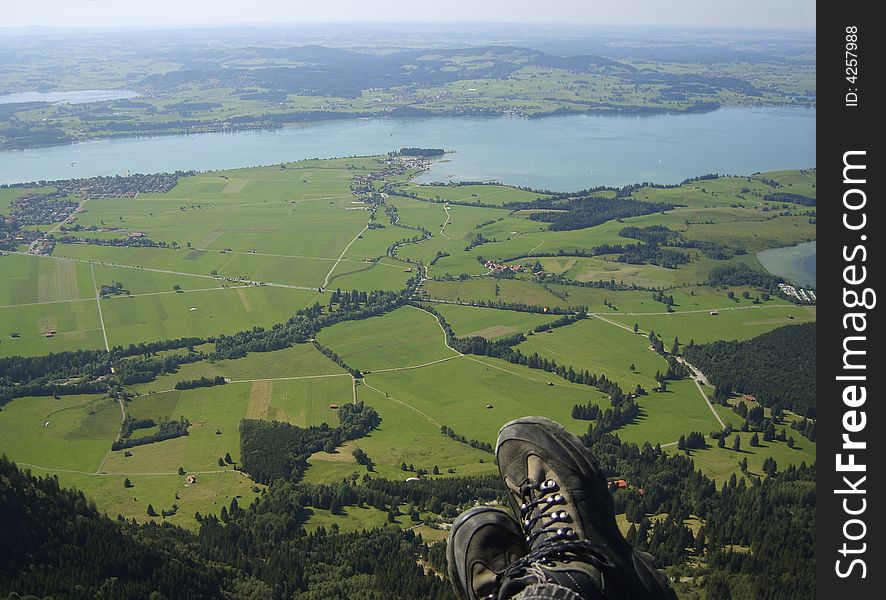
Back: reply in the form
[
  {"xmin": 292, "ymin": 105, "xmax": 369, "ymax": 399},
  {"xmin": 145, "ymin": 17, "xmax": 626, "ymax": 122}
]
[
  {"xmin": 15, "ymin": 251, "xmax": 317, "ymax": 292},
  {"xmin": 90, "ymin": 263, "xmax": 110, "ymax": 351},
  {"xmin": 322, "ymin": 224, "xmax": 369, "ymax": 290},
  {"xmin": 693, "ymin": 378, "xmax": 726, "ymax": 428},
  {"xmin": 360, "ymin": 380, "xmax": 442, "ymax": 427},
  {"xmin": 439, "ymin": 204, "xmax": 452, "ymax": 240},
  {"xmin": 589, "ymin": 309, "xmax": 727, "ymax": 430}
]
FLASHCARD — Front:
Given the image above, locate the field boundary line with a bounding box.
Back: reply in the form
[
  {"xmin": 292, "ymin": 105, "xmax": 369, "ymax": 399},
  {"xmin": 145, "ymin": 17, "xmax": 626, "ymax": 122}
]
[
  {"xmin": 590, "ymin": 304, "xmax": 796, "ymax": 320},
  {"xmin": 90, "ymin": 263, "xmax": 110, "ymax": 351},
  {"xmin": 227, "ymin": 373, "xmax": 353, "ymax": 384},
  {"xmin": 14, "ymin": 251, "xmax": 318, "ymax": 292},
  {"xmin": 439, "ymin": 204, "xmax": 452, "ymax": 240},
  {"xmin": 361, "ymin": 380, "xmax": 441, "ymax": 427},
  {"xmin": 590, "ymin": 314, "xmax": 636, "ymax": 333},
  {"xmin": 369, "ymin": 355, "xmax": 461, "ymax": 373},
  {"xmin": 17, "ymin": 463, "xmax": 253, "ymax": 478},
  {"xmin": 0, "ymin": 297, "xmax": 97, "ymax": 309},
  {"xmin": 323, "ymin": 224, "xmax": 369, "ymax": 289},
  {"xmin": 692, "ymin": 378, "xmax": 727, "ymax": 429},
  {"xmin": 406, "ymin": 304, "xmax": 463, "ymax": 356},
  {"xmin": 463, "ymin": 355, "xmax": 554, "ymax": 385}
]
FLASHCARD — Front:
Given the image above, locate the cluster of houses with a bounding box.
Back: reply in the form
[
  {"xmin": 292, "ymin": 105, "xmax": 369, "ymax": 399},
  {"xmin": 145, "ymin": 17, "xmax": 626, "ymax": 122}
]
[
  {"xmin": 1, "ymin": 228, "xmax": 44, "ymax": 252},
  {"xmin": 483, "ymin": 260, "xmax": 525, "ymax": 274},
  {"xmin": 9, "ymin": 193, "xmax": 79, "ymax": 227},
  {"xmin": 53, "ymin": 172, "xmax": 185, "ymax": 199},
  {"xmin": 350, "ymin": 157, "xmax": 423, "ymax": 194},
  {"xmin": 777, "ymin": 282, "xmax": 816, "ymax": 304}
]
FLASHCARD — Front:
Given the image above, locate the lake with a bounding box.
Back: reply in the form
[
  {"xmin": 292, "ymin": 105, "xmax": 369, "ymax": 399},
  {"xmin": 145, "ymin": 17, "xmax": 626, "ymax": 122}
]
[
  {"xmin": 0, "ymin": 106, "xmax": 814, "ymax": 190},
  {"xmin": 756, "ymin": 241, "xmax": 816, "ymax": 288},
  {"xmin": 0, "ymin": 89, "xmax": 140, "ymax": 105}
]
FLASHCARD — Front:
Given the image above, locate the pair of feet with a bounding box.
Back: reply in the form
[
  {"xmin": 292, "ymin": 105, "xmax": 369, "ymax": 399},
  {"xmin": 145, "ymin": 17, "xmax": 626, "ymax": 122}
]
[{"xmin": 446, "ymin": 416, "xmax": 676, "ymax": 600}]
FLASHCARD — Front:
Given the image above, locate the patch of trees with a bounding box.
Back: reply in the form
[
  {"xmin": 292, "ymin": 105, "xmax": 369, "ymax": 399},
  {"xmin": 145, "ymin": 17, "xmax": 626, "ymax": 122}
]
[
  {"xmin": 585, "ymin": 428, "xmax": 815, "ymax": 599},
  {"xmin": 677, "ymin": 431, "xmax": 706, "ymax": 450},
  {"xmin": 507, "ymin": 196, "xmax": 674, "ymax": 231},
  {"xmin": 0, "ymin": 341, "xmax": 206, "ymax": 407},
  {"xmin": 1, "ymin": 455, "xmax": 452, "ymax": 599},
  {"xmin": 464, "ymin": 232, "xmax": 492, "ymax": 250},
  {"xmin": 396, "ymin": 147, "xmax": 445, "ymax": 157},
  {"xmin": 421, "ymin": 295, "xmax": 577, "ymax": 315},
  {"xmin": 56, "ymin": 233, "xmax": 162, "ymax": 248},
  {"xmin": 764, "ymin": 192, "xmax": 816, "ymax": 206},
  {"xmin": 791, "ymin": 417, "xmax": 816, "ymax": 442},
  {"xmin": 312, "ymin": 340, "xmax": 362, "ymax": 378},
  {"xmin": 119, "ymin": 417, "xmax": 156, "ymax": 438},
  {"xmin": 112, "ymin": 417, "xmax": 190, "ymax": 451},
  {"xmin": 174, "ymin": 376, "xmax": 227, "ymax": 390},
  {"xmin": 239, "ymin": 402, "xmax": 380, "ymax": 485},
  {"xmin": 99, "ymin": 281, "xmax": 130, "ymax": 297},
  {"xmin": 440, "ymin": 425, "xmax": 493, "ymax": 453},
  {"xmin": 429, "ymin": 250, "xmax": 450, "ymax": 265},
  {"xmin": 0, "ymin": 456, "xmax": 227, "ymax": 598},
  {"xmin": 570, "ymin": 397, "xmax": 641, "ymax": 432},
  {"xmin": 618, "ymin": 224, "xmax": 739, "ymax": 261},
  {"xmin": 618, "ymin": 244, "xmax": 689, "ymax": 268},
  {"xmin": 531, "ymin": 312, "xmax": 586, "ymax": 333},
  {"xmin": 352, "ymin": 448, "xmax": 375, "ymax": 471},
  {"xmin": 618, "ymin": 225, "xmax": 680, "ymax": 245},
  {"xmin": 707, "ymin": 263, "xmax": 783, "ymax": 290},
  {"xmin": 684, "ymin": 322, "xmax": 816, "ymax": 416}
]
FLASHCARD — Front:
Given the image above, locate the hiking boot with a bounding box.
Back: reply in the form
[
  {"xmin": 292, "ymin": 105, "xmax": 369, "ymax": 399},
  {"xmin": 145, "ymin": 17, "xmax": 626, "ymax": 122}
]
[
  {"xmin": 447, "ymin": 506, "xmax": 528, "ymax": 600},
  {"xmin": 495, "ymin": 416, "xmax": 676, "ymax": 600}
]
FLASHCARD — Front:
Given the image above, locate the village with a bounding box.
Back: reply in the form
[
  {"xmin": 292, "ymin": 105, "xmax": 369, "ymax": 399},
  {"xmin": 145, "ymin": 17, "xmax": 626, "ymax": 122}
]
[{"xmin": 777, "ymin": 282, "xmax": 816, "ymax": 304}]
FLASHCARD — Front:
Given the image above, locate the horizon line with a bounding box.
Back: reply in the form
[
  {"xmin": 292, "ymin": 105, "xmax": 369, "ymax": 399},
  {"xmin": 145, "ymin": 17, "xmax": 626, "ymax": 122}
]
[{"xmin": 0, "ymin": 21, "xmax": 817, "ymax": 33}]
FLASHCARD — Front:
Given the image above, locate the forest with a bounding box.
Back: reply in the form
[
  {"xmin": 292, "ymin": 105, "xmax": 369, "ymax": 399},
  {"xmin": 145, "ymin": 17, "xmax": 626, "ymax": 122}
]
[
  {"xmin": 1, "ymin": 412, "xmax": 816, "ymax": 600},
  {"xmin": 511, "ymin": 196, "xmax": 675, "ymax": 231},
  {"xmin": 683, "ymin": 322, "xmax": 816, "ymax": 417}
]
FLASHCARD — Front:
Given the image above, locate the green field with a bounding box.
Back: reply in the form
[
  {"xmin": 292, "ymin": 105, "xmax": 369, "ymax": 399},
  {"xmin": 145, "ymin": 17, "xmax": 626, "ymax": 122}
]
[
  {"xmin": 0, "ymin": 393, "xmax": 120, "ymax": 472},
  {"xmin": 396, "ymin": 183, "xmax": 549, "ymax": 206},
  {"xmin": 607, "ymin": 305, "xmax": 817, "ymax": 345},
  {"xmin": 1, "ymin": 160, "xmax": 816, "ymax": 535},
  {"xmin": 517, "ymin": 316, "xmax": 668, "ymax": 390},
  {"xmin": 317, "ymin": 305, "xmax": 459, "ymax": 373},
  {"xmin": 421, "ymin": 302, "xmax": 557, "ymax": 339}
]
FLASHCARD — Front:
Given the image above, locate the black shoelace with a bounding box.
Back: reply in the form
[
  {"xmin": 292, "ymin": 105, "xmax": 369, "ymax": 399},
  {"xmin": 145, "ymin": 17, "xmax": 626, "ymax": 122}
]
[{"xmin": 489, "ymin": 478, "xmax": 616, "ymax": 598}]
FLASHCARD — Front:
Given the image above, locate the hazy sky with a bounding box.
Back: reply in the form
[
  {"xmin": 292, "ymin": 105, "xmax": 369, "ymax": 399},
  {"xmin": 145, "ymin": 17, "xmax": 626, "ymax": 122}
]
[{"xmin": 5, "ymin": 0, "xmax": 815, "ymax": 30}]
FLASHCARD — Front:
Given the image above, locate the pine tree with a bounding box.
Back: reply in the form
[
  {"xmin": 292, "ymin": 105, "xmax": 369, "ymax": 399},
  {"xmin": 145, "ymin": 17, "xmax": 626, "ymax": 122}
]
[
  {"xmin": 123, "ymin": 477, "xmax": 133, "ymax": 488},
  {"xmin": 733, "ymin": 434, "xmax": 741, "ymax": 452},
  {"xmin": 146, "ymin": 504, "xmax": 158, "ymax": 517}
]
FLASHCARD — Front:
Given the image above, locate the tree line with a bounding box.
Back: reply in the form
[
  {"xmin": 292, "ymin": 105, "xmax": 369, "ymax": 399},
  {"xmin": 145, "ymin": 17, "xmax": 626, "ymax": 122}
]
[
  {"xmin": 683, "ymin": 322, "xmax": 816, "ymax": 417},
  {"xmin": 239, "ymin": 402, "xmax": 380, "ymax": 485}
]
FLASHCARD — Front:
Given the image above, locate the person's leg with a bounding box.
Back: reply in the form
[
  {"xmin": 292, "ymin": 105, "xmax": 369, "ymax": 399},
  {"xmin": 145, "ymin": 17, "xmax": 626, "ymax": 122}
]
[
  {"xmin": 447, "ymin": 506, "xmax": 527, "ymax": 600},
  {"xmin": 495, "ymin": 416, "xmax": 676, "ymax": 600}
]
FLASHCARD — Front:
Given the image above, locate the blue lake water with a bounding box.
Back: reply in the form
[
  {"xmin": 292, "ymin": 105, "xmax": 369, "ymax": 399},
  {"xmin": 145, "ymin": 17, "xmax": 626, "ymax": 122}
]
[
  {"xmin": 756, "ymin": 241, "xmax": 816, "ymax": 288},
  {"xmin": 0, "ymin": 106, "xmax": 815, "ymax": 190},
  {"xmin": 0, "ymin": 89, "xmax": 140, "ymax": 105}
]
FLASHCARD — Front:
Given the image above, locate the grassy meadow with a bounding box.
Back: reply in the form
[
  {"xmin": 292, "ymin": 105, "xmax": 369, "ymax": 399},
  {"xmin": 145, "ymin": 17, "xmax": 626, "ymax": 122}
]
[{"xmin": 1, "ymin": 161, "xmax": 816, "ymax": 532}]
